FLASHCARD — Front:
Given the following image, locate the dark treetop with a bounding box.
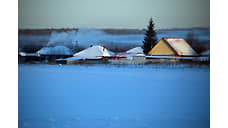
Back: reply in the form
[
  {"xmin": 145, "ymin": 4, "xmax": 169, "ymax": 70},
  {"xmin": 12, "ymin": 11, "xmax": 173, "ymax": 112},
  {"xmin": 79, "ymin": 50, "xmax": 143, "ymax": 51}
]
[{"xmin": 142, "ymin": 18, "xmax": 157, "ymax": 55}]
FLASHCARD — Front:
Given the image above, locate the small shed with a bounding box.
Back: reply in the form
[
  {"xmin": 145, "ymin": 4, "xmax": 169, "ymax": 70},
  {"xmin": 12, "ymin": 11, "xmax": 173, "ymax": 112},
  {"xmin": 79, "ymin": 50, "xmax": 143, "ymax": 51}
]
[
  {"xmin": 64, "ymin": 45, "xmax": 113, "ymax": 64},
  {"xmin": 111, "ymin": 47, "xmax": 146, "ymax": 64},
  {"xmin": 112, "ymin": 47, "xmax": 145, "ymax": 60},
  {"xmin": 73, "ymin": 45, "xmax": 112, "ymax": 58},
  {"xmin": 148, "ymin": 38, "xmax": 197, "ymax": 56}
]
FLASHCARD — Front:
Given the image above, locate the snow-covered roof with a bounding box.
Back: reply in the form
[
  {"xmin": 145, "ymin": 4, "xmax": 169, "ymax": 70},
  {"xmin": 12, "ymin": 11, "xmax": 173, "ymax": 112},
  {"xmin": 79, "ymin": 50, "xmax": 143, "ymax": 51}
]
[
  {"xmin": 113, "ymin": 47, "xmax": 144, "ymax": 58},
  {"xmin": 163, "ymin": 38, "xmax": 197, "ymax": 56},
  {"xmin": 37, "ymin": 46, "xmax": 72, "ymax": 55},
  {"xmin": 73, "ymin": 45, "xmax": 111, "ymax": 57},
  {"xmin": 126, "ymin": 47, "xmax": 143, "ymax": 54},
  {"xmin": 113, "ymin": 46, "xmax": 145, "ymax": 59}
]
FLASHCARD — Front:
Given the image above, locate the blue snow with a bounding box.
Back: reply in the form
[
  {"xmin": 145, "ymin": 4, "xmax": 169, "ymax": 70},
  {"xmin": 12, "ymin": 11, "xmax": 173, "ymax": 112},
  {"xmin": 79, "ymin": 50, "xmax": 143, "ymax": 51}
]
[{"xmin": 18, "ymin": 64, "xmax": 210, "ymax": 128}]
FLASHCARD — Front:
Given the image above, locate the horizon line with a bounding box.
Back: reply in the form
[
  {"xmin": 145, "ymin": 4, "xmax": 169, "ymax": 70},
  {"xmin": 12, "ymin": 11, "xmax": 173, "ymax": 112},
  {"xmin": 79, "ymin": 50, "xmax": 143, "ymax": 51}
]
[{"xmin": 18, "ymin": 26, "xmax": 210, "ymax": 30}]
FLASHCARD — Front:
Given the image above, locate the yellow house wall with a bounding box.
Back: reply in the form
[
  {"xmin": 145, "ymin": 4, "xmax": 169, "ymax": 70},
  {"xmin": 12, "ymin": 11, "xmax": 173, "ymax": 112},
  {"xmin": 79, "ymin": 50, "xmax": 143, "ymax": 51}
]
[{"xmin": 148, "ymin": 40, "xmax": 176, "ymax": 55}]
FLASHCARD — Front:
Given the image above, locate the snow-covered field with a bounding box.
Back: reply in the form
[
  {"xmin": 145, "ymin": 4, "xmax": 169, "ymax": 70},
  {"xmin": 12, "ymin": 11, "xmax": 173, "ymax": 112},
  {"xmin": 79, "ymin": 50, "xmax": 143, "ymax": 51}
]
[{"xmin": 18, "ymin": 64, "xmax": 210, "ymax": 128}]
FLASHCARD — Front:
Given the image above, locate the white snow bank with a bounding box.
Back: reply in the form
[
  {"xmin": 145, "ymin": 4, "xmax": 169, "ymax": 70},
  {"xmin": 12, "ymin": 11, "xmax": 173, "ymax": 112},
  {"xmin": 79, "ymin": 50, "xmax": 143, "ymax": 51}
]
[
  {"xmin": 37, "ymin": 46, "xmax": 72, "ymax": 55},
  {"xmin": 73, "ymin": 45, "xmax": 111, "ymax": 57}
]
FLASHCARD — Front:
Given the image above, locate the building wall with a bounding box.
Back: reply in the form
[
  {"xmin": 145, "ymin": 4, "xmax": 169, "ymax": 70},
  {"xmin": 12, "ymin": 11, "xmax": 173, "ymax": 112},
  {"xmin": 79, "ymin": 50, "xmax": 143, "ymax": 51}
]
[{"xmin": 148, "ymin": 40, "xmax": 176, "ymax": 56}]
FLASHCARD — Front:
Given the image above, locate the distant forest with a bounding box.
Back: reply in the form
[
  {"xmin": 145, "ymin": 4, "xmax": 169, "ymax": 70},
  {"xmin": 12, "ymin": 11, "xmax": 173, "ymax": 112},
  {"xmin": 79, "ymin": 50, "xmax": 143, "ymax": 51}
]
[
  {"xmin": 18, "ymin": 27, "xmax": 209, "ymax": 35},
  {"xmin": 18, "ymin": 28, "xmax": 210, "ymax": 54},
  {"xmin": 18, "ymin": 28, "xmax": 144, "ymax": 35}
]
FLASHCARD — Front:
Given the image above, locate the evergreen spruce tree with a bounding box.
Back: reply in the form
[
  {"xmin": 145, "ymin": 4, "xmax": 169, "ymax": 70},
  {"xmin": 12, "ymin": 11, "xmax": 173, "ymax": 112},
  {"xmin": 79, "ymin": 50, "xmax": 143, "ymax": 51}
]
[{"xmin": 142, "ymin": 18, "xmax": 157, "ymax": 55}]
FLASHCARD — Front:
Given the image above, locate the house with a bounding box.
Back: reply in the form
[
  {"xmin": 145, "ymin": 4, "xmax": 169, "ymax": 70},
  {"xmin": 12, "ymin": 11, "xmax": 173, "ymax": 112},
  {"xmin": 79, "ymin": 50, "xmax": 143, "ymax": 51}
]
[
  {"xmin": 112, "ymin": 47, "xmax": 144, "ymax": 59},
  {"xmin": 147, "ymin": 38, "xmax": 198, "ymax": 56},
  {"xmin": 36, "ymin": 46, "xmax": 73, "ymax": 62},
  {"xmin": 73, "ymin": 45, "xmax": 112, "ymax": 58},
  {"xmin": 65, "ymin": 45, "xmax": 113, "ymax": 64},
  {"xmin": 111, "ymin": 47, "xmax": 146, "ymax": 64}
]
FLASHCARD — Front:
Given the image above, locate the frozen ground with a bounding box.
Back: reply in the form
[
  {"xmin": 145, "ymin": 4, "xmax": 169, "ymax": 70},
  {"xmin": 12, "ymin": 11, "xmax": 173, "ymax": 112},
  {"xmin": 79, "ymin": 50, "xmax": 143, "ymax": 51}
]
[{"xmin": 18, "ymin": 64, "xmax": 210, "ymax": 128}]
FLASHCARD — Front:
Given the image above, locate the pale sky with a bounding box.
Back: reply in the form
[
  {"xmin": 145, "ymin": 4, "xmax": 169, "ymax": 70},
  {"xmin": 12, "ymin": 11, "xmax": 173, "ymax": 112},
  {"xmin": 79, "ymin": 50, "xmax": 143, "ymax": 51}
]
[{"xmin": 18, "ymin": 0, "xmax": 210, "ymax": 29}]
